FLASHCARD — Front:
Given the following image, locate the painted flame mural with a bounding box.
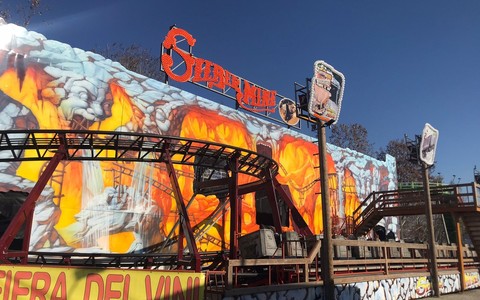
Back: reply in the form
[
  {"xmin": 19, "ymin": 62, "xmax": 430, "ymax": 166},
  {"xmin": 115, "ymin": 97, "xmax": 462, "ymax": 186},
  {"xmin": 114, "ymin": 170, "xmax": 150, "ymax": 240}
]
[{"xmin": 0, "ymin": 20, "xmax": 397, "ymax": 254}]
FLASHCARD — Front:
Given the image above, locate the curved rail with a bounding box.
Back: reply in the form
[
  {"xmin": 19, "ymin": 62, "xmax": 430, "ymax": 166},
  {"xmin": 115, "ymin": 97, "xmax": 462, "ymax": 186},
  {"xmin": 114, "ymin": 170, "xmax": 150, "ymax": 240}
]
[
  {"xmin": 0, "ymin": 129, "xmax": 283, "ymax": 270},
  {"xmin": 0, "ymin": 129, "xmax": 278, "ymax": 178}
]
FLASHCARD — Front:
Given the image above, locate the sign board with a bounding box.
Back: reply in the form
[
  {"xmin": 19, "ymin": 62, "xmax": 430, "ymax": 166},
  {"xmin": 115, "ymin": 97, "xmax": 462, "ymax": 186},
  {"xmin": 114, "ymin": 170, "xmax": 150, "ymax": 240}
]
[
  {"xmin": 0, "ymin": 265, "xmax": 205, "ymax": 300},
  {"xmin": 308, "ymin": 60, "xmax": 345, "ymax": 124},
  {"xmin": 419, "ymin": 123, "xmax": 439, "ymax": 166},
  {"xmin": 161, "ymin": 27, "xmax": 277, "ymax": 114}
]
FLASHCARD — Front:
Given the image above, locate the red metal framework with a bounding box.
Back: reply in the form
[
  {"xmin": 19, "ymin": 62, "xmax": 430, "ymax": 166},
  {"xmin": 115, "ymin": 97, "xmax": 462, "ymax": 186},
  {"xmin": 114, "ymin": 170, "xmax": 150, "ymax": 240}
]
[
  {"xmin": 0, "ymin": 130, "xmax": 277, "ymax": 176},
  {"xmin": 0, "ymin": 129, "xmax": 316, "ymax": 271}
]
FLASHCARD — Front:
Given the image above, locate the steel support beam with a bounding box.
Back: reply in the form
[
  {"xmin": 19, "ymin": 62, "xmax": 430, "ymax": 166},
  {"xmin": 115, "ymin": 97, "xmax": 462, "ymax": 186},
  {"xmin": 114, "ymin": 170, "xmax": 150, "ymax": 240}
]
[
  {"xmin": 0, "ymin": 142, "xmax": 66, "ymax": 263},
  {"xmin": 228, "ymin": 152, "xmax": 240, "ymax": 259},
  {"xmin": 164, "ymin": 142, "xmax": 201, "ymax": 272},
  {"xmin": 264, "ymin": 170, "xmax": 283, "ymax": 234},
  {"xmin": 272, "ymin": 177, "xmax": 313, "ymax": 236}
]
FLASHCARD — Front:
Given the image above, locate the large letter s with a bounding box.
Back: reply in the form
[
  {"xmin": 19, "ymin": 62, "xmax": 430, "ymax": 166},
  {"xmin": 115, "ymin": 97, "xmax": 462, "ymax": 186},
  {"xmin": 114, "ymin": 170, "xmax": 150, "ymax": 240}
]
[{"xmin": 162, "ymin": 27, "xmax": 196, "ymax": 82}]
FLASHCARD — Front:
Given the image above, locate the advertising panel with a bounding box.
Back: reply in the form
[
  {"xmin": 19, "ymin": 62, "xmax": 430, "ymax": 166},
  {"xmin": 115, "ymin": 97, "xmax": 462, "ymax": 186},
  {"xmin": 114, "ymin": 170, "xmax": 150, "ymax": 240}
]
[
  {"xmin": 419, "ymin": 123, "xmax": 439, "ymax": 166},
  {"xmin": 308, "ymin": 60, "xmax": 345, "ymax": 124},
  {"xmin": 0, "ymin": 265, "xmax": 204, "ymax": 299},
  {"xmin": 0, "ymin": 20, "xmax": 397, "ymax": 254}
]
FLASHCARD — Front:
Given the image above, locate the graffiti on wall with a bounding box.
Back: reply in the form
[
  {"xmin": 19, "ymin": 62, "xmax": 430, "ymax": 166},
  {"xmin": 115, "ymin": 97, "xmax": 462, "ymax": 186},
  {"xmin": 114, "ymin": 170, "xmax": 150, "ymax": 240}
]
[
  {"xmin": 0, "ymin": 20, "xmax": 397, "ymax": 254},
  {"xmin": 223, "ymin": 272, "xmax": 477, "ymax": 300}
]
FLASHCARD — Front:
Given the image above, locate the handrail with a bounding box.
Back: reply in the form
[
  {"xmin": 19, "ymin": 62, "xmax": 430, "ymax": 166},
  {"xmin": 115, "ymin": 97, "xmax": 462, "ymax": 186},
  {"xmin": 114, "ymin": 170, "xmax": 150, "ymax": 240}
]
[
  {"xmin": 352, "ymin": 183, "xmax": 479, "ymax": 235},
  {"xmin": 224, "ymin": 238, "xmax": 479, "ymax": 289}
]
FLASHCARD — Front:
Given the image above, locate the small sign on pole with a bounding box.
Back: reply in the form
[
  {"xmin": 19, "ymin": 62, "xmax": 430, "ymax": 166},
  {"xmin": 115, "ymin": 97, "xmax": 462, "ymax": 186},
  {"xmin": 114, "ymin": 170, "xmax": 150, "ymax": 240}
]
[
  {"xmin": 308, "ymin": 60, "xmax": 345, "ymax": 124},
  {"xmin": 419, "ymin": 123, "xmax": 439, "ymax": 166}
]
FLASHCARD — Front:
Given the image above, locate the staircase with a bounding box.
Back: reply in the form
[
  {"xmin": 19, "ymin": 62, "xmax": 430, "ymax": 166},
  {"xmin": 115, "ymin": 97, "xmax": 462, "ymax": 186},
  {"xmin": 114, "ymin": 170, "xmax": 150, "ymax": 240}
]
[
  {"xmin": 352, "ymin": 194, "xmax": 383, "ymax": 236},
  {"xmin": 353, "ymin": 183, "xmax": 480, "ymax": 248},
  {"xmin": 442, "ymin": 213, "xmax": 456, "ymax": 244},
  {"xmin": 352, "ymin": 188, "xmax": 425, "ymax": 236},
  {"xmin": 460, "ymin": 212, "xmax": 480, "ymax": 255}
]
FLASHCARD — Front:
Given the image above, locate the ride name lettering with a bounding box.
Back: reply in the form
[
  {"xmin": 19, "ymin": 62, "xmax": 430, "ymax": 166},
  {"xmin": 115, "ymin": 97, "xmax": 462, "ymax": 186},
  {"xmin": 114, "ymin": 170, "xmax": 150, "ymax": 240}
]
[
  {"xmin": 161, "ymin": 27, "xmax": 276, "ymax": 113},
  {"xmin": 0, "ymin": 270, "xmax": 202, "ymax": 300}
]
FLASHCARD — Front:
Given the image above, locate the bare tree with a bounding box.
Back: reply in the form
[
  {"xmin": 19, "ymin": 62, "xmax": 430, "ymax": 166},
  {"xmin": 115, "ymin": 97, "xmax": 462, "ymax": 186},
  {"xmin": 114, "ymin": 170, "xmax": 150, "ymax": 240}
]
[
  {"xmin": 378, "ymin": 138, "xmax": 451, "ymax": 243},
  {"xmin": 400, "ymin": 214, "xmax": 450, "ymax": 244},
  {"xmin": 0, "ymin": 0, "xmax": 42, "ymax": 27},
  {"xmin": 378, "ymin": 139, "xmax": 422, "ymax": 183},
  {"xmin": 92, "ymin": 43, "xmax": 165, "ymax": 82},
  {"xmin": 378, "ymin": 138, "xmax": 443, "ymax": 184},
  {"xmin": 328, "ymin": 123, "xmax": 374, "ymax": 156}
]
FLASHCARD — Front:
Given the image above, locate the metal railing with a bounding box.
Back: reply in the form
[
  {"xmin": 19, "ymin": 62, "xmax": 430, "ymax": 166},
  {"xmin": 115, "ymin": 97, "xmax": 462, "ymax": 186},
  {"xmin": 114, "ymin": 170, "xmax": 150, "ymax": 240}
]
[
  {"xmin": 225, "ymin": 238, "xmax": 479, "ymax": 289},
  {"xmin": 352, "ymin": 183, "xmax": 480, "ymax": 235}
]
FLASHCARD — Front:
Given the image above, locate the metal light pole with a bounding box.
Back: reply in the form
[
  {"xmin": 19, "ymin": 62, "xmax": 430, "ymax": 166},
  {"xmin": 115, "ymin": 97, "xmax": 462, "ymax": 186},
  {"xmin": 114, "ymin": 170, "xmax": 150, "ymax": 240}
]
[{"xmin": 317, "ymin": 119, "xmax": 334, "ymax": 299}]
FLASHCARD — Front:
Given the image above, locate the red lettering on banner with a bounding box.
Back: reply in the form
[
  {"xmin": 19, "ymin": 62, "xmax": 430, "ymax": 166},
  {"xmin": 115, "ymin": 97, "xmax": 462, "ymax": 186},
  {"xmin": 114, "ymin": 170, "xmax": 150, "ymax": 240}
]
[
  {"xmin": 84, "ymin": 274, "xmax": 104, "ymax": 300},
  {"xmin": 145, "ymin": 275, "xmax": 172, "ymax": 300},
  {"xmin": 30, "ymin": 272, "xmax": 51, "ymax": 300},
  {"xmin": 0, "ymin": 271, "xmax": 65, "ymax": 300},
  {"xmin": 162, "ymin": 276, "xmax": 171, "ymax": 298},
  {"xmin": 51, "ymin": 272, "xmax": 66, "ymax": 300},
  {"xmin": 173, "ymin": 276, "xmax": 202, "ymax": 300},
  {"xmin": 145, "ymin": 275, "xmax": 201, "ymax": 300},
  {"xmin": 193, "ymin": 277, "xmax": 201, "ymax": 299},
  {"xmin": 2, "ymin": 270, "xmax": 12, "ymax": 300},
  {"xmin": 12, "ymin": 271, "xmax": 31, "ymax": 299},
  {"xmin": 161, "ymin": 27, "xmax": 276, "ymax": 113},
  {"xmin": 172, "ymin": 276, "xmax": 184, "ymax": 300},
  {"xmin": 0, "ymin": 270, "xmax": 8, "ymax": 298},
  {"xmin": 123, "ymin": 275, "xmax": 130, "ymax": 300},
  {"xmin": 145, "ymin": 275, "xmax": 152, "ymax": 299},
  {"xmin": 83, "ymin": 273, "xmax": 130, "ymax": 300},
  {"xmin": 0, "ymin": 269, "xmax": 200, "ymax": 299},
  {"xmin": 186, "ymin": 277, "xmax": 194, "ymax": 300},
  {"xmin": 105, "ymin": 274, "xmax": 123, "ymax": 300}
]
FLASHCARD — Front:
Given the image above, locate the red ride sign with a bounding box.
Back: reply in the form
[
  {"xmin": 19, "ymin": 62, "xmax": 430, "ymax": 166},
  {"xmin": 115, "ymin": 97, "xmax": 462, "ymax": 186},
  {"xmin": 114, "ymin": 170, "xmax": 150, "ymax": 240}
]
[{"xmin": 161, "ymin": 27, "xmax": 277, "ymax": 113}]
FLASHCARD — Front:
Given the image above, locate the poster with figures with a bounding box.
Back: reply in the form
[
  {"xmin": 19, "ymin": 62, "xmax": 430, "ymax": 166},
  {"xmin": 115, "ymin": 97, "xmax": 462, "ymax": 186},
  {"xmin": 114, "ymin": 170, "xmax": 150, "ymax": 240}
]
[
  {"xmin": 420, "ymin": 123, "xmax": 439, "ymax": 166},
  {"xmin": 0, "ymin": 20, "xmax": 397, "ymax": 254},
  {"xmin": 308, "ymin": 60, "xmax": 345, "ymax": 124}
]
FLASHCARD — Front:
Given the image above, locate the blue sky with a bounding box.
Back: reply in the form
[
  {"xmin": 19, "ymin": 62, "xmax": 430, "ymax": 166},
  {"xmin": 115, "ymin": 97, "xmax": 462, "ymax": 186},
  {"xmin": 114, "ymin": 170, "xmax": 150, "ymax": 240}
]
[{"xmin": 11, "ymin": 0, "xmax": 480, "ymax": 184}]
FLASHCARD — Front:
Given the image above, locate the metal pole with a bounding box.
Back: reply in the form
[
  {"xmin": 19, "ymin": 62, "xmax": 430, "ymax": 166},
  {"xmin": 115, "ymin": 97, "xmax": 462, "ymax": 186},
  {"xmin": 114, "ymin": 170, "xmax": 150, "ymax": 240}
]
[
  {"xmin": 229, "ymin": 153, "xmax": 240, "ymax": 259},
  {"xmin": 164, "ymin": 142, "xmax": 201, "ymax": 271},
  {"xmin": 423, "ymin": 163, "xmax": 440, "ymax": 297},
  {"xmin": 317, "ymin": 120, "xmax": 334, "ymax": 299}
]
